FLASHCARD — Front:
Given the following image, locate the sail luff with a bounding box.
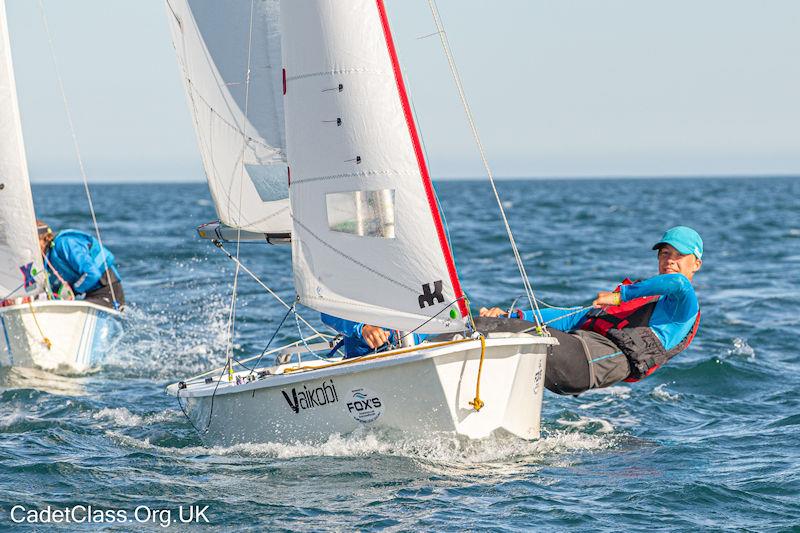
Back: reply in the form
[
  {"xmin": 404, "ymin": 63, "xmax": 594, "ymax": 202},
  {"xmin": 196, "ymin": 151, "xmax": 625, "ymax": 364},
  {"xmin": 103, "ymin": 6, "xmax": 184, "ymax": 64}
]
[
  {"xmin": 374, "ymin": 0, "xmax": 468, "ymax": 319},
  {"xmin": 0, "ymin": 0, "xmax": 44, "ymax": 300},
  {"xmin": 282, "ymin": 0, "xmax": 467, "ymax": 334}
]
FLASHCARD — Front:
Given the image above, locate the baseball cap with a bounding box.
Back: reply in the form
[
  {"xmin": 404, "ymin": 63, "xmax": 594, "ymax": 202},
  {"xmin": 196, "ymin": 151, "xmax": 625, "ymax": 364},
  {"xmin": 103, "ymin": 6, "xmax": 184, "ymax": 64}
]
[{"xmin": 652, "ymin": 226, "xmax": 703, "ymax": 259}]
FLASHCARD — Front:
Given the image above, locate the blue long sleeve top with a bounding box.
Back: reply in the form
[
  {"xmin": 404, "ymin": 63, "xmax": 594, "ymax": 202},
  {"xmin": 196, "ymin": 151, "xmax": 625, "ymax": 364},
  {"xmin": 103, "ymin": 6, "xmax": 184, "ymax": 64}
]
[
  {"xmin": 320, "ymin": 313, "xmax": 428, "ymax": 358},
  {"xmin": 518, "ymin": 274, "xmax": 699, "ymax": 351},
  {"xmin": 45, "ymin": 230, "xmax": 120, "ymax": 294}
]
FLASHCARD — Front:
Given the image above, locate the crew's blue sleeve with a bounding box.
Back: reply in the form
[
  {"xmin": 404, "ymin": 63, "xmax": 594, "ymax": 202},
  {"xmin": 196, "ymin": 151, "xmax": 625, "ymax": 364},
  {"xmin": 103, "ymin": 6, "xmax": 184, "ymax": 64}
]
[
  {"xmin": 57, "ymin": 238, "xmax": 103, "ymax": 293},
  {"xmin": 619, "ymin": 274, "xmax": 698, "ymax": 321},
  {"xmin": 320, "ymin": 313, "xmax": 364, "ymax": 338},
  {"xmin": 519, "ymin": 307, "xmax": 590, "ymax": 332}
]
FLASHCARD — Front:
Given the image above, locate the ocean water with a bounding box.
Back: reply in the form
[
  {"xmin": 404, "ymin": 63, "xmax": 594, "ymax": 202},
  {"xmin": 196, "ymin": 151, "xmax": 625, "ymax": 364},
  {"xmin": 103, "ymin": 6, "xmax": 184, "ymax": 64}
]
[{"xmin": 1, "ymin": 177, "xmax": 798, "ymax": 531}]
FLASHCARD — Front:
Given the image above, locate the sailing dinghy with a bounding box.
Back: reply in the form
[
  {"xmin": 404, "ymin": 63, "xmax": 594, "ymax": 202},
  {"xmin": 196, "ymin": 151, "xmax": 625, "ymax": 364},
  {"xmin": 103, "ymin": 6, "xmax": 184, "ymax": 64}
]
[
  {"xmin": 165, "ymin": 0, "xmax": 554, "ymax": 446},
  {"xmin": 0, "ymin": 0, "xmax": 123, "ymax": 373}
]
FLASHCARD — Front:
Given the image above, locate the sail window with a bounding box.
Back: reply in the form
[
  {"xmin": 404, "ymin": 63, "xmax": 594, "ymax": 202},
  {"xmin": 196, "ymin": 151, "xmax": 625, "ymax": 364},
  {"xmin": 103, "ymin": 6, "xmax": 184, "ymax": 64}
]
[
  {"xmin": 245, "ymin": 164, "xmax": 290, "ymax": 202},
  {"xmin": 326, "ymin": 189, "xmax": 396, "ymax": 238}
]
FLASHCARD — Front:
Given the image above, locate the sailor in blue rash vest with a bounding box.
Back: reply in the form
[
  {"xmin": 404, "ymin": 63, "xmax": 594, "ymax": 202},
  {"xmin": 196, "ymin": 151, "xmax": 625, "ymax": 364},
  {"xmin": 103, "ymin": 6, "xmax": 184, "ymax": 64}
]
[
  {"xmin": 480, "ymin": 226, "xmax": 703, "ymax": 395},
  {"xmin": 320, "ymin": 314, "xmax": 427, "ymax": 358},
  {"xmin": 37, "ymin": 221, "xmax": 125, "ymax": 310}
]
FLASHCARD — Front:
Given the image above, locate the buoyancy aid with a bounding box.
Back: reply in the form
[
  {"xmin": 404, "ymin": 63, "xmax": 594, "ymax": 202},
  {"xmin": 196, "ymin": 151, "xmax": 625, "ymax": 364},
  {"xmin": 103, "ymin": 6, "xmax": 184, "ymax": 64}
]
[{"xmin": 579, "ymin": 279, "xmax": 701, "ymax": 381}]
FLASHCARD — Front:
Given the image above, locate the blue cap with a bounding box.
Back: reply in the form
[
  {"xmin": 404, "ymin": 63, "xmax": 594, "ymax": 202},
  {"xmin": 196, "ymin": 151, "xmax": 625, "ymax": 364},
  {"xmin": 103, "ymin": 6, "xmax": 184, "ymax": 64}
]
[{"xmin": 652, "ymin": 226, "xmax": 703, "ymax": 259}]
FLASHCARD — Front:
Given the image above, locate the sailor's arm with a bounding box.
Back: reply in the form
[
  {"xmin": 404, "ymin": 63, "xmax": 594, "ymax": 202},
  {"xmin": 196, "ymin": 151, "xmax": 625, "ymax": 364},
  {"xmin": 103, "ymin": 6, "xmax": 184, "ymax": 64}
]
[
  {"xmin": 619, "ymin": 273, "xmax": 693, "ymax": 301},
  {"xmin": 479, "ymin": 306, "xmax": 589, "ymax": 331},
  {"xmin": 319, "ymin": 314, "xmax": 389, "ymax": 349},
  {"xmin": 617, "ymin": 274, "xmax": 698, "ymax": 321}
]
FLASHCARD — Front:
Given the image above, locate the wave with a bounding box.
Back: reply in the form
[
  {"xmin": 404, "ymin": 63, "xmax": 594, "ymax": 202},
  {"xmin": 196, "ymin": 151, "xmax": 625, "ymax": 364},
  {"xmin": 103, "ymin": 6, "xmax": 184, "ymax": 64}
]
[
  {"xmin": 650, "ymin": 383, "xmax": 680, "ymax": 402},
  {"xmin": 92, "ymin": 407, "xmax": 181, "ymax": 427},
  {"xmin": 727, "ymin": 337, "xmax": 756, "ymax": 359},
  {"xmin": 105, "ymin": 425, "xmax": 615, "ymax": 466}
]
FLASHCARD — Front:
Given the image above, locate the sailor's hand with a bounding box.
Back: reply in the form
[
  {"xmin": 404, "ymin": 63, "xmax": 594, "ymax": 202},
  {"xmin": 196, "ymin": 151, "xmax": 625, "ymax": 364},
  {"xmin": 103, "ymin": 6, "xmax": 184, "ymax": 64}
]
[
  {"xmin": 479, "ymin": 307, "xmax": 508, "ymax": 318},
  {"xmin": 593, "ymin": 291, "xmax": 621, "ymax": 307},
  {"xmin": 361, "ymin": 325, "xmax": 389, "ymax": 349}
]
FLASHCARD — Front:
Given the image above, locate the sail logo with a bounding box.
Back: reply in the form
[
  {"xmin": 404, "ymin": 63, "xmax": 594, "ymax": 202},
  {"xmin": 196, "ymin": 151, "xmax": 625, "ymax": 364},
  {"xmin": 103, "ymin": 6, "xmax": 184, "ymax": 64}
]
[
  {"xmin": 281, "ymin": 380, "xmax": 338, "ymax": 414},
  {"xmin": 418, "ymin": 280, "xmax": 444, "ymax": 308},
  {"xmin": 347, "ymin": 388, "xmax": 383, "ymax": 424},
  {"xmin": 533, "ymin": 360, "xmax": 544, "ymax": 395},
  {"xmin": 20, "ymin": 263, "xmax": 36, "ymax": 292}
]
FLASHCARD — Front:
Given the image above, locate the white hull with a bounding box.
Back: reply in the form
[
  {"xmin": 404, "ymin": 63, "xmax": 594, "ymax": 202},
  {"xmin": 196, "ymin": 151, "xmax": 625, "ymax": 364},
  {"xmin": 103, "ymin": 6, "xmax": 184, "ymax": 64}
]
[
  {"xmin": 0, "ymin": 300, "xmax": 123, "ymax": 373},
  {"xmin": 167, "ymin": 333, "xmax": 553, "ymax": 446}
]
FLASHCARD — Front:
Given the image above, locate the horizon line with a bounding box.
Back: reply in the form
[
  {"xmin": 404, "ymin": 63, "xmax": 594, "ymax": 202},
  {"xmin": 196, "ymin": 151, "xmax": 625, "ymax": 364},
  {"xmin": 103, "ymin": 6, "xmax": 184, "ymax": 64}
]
[{"xmin": 29, "ymin": 173, "xmax": 800, "ymax": 185}]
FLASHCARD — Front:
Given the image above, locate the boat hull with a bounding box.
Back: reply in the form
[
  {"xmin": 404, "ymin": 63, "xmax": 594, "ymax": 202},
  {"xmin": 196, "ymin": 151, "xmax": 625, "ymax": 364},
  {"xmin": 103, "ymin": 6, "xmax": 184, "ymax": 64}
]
[
  {"xmin": 169, "ymin": 335, "xmax": 553, "ymax": 446},
  {"xmin": 0, "ymin": 300, "xmax": 123, "ymax": 373}
]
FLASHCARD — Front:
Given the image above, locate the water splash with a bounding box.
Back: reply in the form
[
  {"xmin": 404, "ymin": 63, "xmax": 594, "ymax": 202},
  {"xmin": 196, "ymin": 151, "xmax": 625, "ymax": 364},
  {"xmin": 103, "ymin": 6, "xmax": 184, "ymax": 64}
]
[
  {"xmin": 105, "ymin": 426, "xmax": 614, "ymax": 465},
  {"xmin": 93, "ymin": 407, "xmax": 181, "ymax": 427},
  {"xmin": 651, "ymin": 383, "xmax": 680, "ymax": 402},
  {"xmin": 727, "ymin": 337, "xmax": 756, "ymax": 359}
]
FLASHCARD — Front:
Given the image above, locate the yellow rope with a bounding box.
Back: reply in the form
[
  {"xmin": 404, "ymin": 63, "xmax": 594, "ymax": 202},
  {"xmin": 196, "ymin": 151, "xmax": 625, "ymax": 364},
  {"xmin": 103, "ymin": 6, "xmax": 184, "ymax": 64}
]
[
  {"xmin": 468, "ymin": 335, "xmax": 486, "ymax": 411},
  {"xmin": 27, "ymin": 301, "xmax": 52, "ymax": 350},
  {"xmin": 283, "ymin": 337, "xmax": 473, "ymax": 374}
]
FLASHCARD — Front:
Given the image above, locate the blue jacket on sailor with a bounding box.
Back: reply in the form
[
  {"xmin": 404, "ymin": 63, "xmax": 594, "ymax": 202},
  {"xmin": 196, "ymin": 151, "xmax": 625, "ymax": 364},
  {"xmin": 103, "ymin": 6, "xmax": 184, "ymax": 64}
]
[
  {"xmin": 45, "ymin": 230, "xmax": 121, "ymax": 294},
  {"xmin": 517, "ymin": 273, "xmax": 699, "ymax": 352},
  {"xmin": 320, "ymin": 313, "xmax": 428, "ymax": 358}
]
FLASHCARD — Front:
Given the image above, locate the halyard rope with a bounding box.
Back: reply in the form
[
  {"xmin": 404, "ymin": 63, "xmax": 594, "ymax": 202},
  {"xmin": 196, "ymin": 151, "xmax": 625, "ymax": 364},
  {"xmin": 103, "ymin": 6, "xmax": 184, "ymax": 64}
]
[{"xmin": 37, "ymin": 0, "xmax": 117, "ymax": 309}]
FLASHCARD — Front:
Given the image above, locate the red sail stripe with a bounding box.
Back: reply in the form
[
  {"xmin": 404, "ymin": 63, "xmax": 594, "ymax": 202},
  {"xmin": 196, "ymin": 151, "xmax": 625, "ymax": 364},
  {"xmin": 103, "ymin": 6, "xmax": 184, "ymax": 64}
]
[{"xmin": 374, "ymin": 0, "xmax": 468, "ymax": 319}]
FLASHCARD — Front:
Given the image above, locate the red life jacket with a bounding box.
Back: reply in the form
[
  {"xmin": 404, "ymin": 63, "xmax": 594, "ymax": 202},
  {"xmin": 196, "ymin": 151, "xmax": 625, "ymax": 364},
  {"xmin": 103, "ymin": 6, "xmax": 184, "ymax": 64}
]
[{"xmin": 579, "ymin": 279, "xmax": 701, "ymax": 381}]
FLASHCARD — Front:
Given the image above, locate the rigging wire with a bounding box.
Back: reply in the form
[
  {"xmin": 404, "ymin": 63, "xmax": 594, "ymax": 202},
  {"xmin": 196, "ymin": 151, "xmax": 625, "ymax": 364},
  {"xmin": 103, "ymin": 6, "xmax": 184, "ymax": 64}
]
[
  {"xmin": 210, "ymin": 240, "xmax": 323, "ymax": 337},
  {"xmin": 37, "ymin": 0, "xmax": 118, "ymax": 309},
  {"xmin": 424, "ymin": 0, "xmax": 545, "ymax": 331},
  {"xmin": 224, "ymin": 0, "xmax": 257, "ymax": 379},
  {"xmin": 246, "ymin": 303, "xmax": 295, "ymax": 377}
]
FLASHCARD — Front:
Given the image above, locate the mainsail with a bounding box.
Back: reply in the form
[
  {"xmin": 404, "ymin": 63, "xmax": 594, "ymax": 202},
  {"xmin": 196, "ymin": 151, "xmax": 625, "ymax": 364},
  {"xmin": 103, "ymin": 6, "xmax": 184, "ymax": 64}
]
[
  {"xmin": 0, "ymin": 1, "xmax": 44, "ymax": 300},
  {"xmin": 283, "ymin": 0, "xmax": 468, "ymax": 333},
  {"xmin": 166, "ymin": 0, "xmax": 290, "ymax": 234}
]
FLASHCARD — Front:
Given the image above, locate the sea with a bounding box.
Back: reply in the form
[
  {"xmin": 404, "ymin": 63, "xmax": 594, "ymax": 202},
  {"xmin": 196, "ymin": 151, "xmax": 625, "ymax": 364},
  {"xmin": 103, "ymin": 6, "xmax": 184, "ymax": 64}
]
[{"xmin": 1, "ymin": 177, "xmax": 798, "ymax": 531}]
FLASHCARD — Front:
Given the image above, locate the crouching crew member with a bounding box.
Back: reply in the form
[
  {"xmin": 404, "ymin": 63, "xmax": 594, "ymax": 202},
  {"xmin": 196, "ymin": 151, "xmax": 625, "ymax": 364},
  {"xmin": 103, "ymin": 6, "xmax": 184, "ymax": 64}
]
[{"xmin": 37, "ymin": 220, "xmax": 125, "ymax": 310}]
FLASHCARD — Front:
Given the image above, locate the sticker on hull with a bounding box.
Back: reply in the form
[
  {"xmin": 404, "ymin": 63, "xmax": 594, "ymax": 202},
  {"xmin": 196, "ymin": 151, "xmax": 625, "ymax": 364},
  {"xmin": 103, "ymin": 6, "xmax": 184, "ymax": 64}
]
[
  {"xmin": 347, "ymin": 387, "xmax": 383, "ymax": 424},
  {"xmin": 281, "ymin": 379, "xmax": 339, "ymax": 414}
]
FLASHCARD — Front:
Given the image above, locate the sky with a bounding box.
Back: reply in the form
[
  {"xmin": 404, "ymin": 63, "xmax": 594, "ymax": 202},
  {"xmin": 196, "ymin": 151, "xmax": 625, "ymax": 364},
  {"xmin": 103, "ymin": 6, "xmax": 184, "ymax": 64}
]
[{"xmin": 7, "ymin": 0, "xmax": 800, "ymax": 182}]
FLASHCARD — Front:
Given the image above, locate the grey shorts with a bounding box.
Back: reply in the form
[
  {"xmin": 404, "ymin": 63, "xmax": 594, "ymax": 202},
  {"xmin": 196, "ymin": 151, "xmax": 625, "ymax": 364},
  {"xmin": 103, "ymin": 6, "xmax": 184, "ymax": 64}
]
[{"xmin": 546, "ymin": 329, "xmax": 631, "ymax": 395}]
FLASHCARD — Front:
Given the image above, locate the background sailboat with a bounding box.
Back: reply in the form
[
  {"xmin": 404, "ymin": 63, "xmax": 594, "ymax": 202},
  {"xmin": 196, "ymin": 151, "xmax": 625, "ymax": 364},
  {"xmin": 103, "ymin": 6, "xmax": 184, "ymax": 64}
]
[
  {"xmin": 165, "ymin": 0, "xmax": 553, "ymax": 446},
  {"xmin": 0, "ymin": 0, "xmax": 123, "ymax": 373}
]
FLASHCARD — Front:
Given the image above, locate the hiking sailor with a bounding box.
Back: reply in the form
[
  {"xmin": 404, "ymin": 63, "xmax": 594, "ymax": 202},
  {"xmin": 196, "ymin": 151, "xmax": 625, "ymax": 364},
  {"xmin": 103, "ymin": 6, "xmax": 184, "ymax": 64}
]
[
  {"xmin": 481, "ymin": 226, "xmax": 703, "ymax": 395},
  {"xmin": 37, "ymin": 220, "xmax": 125, "ymax": 310}
]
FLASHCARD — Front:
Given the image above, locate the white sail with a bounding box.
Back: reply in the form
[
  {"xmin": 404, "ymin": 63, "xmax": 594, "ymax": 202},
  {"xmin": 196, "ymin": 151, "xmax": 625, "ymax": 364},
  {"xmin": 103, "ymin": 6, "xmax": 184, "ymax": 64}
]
[
  {"xmin": 282, "ymin": 0, "xmax": 468, "ymax": 333},
  {"xmin": 0, "ymin": 1, "xmax": 44, "ymax": 300},
  {"xmin": 166, "ymin": 0, "xmax": 290, "ymax": 234}
]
